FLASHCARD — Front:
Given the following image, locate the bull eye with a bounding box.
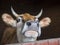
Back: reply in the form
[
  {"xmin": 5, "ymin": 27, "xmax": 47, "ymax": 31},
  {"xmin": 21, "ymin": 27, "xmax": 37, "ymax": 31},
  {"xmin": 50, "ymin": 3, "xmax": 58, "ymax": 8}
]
[
  {"xmin": 17, "ymin": 19, "xmax": 20, "ymax": 22},
  {"xmin": 26, "ymin": 22, "xmax": 31, "ymax": 26}
]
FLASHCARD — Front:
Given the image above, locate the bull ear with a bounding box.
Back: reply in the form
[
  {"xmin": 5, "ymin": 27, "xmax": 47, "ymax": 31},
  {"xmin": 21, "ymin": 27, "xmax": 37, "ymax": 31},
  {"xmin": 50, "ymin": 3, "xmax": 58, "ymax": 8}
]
[
  {"xmin": 39, "ymin": 17, "xmax": 51, "ymax": 27},
  {"xmin": 2, "ymin": 13, "xmax": 16, "ymax": 27}
]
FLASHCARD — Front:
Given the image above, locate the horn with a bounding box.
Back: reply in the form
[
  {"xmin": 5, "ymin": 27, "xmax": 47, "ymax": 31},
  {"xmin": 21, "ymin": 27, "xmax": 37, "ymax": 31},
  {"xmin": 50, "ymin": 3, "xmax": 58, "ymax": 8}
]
[
  {"xmin": 11, "ymin": 6, "xmax": 19, "ymax": 17},
  {"xmin": 35, "ymin": 9, "xmax": 43, "ymax": 18}
]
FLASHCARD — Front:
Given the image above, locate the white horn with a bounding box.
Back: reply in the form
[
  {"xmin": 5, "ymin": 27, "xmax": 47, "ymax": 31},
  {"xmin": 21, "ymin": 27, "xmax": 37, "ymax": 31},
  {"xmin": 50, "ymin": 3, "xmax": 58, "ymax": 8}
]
[
  {"xmin": 11, "ymin": 6, "xmax": 18, "ymax": 17},
  {"xmin": 35, "ymin": 9, "xmax": 43, "ymax": 18}
]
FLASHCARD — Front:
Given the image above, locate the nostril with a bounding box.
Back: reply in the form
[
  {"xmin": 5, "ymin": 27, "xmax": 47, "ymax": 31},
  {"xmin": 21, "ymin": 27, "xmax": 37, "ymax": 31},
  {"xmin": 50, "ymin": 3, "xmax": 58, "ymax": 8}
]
[{"xmin": 26, "ymin": 22, "xmax": 31, "ymax": 26}]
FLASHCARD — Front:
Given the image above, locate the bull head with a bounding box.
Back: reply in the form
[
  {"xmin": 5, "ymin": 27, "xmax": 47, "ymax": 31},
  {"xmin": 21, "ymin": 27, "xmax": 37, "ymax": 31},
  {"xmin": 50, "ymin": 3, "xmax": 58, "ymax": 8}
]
[{"xmin": 2, "ymin": 7, "xmax": 51, "ymax": 43}]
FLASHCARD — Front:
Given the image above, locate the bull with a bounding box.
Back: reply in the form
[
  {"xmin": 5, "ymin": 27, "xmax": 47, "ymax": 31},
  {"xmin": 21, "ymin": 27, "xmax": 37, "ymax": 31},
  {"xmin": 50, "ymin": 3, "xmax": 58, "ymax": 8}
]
[{"xmin": 1, "ymin": 7, "xmax": 51, "ymax": 43}]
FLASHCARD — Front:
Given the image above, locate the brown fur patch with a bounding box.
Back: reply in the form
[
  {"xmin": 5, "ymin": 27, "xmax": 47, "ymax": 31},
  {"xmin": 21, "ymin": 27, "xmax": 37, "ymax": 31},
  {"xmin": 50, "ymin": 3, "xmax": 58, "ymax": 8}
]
[
  {"xmin": 19, "ymin": 13, "xmax": 35, "ymax": 21},
  {"xmin": 1, "ymin": 27, "xmax": 17, "ymax": 44}
]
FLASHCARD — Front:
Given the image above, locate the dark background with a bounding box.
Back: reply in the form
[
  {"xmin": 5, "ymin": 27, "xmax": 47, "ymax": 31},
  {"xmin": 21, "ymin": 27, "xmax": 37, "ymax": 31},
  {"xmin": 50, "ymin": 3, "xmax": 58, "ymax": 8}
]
[{"xmin": 0, "ymin": 0, "xmax": 60, "ymax": 42}]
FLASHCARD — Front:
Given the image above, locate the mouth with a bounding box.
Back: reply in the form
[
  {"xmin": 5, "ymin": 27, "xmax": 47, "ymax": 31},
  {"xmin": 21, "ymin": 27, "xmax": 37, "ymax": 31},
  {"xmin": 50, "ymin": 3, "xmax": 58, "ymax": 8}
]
[{"xmin": 24, "ymin": 30, "xmax": 38, "ymax": 37}]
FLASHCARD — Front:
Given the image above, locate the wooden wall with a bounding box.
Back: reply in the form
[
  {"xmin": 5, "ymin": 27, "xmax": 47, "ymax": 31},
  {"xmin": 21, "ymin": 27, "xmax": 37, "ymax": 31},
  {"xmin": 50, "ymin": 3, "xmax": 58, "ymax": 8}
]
[{"xmin": 5, "ymin": 38, "xmax": 60, "ymax": 45}]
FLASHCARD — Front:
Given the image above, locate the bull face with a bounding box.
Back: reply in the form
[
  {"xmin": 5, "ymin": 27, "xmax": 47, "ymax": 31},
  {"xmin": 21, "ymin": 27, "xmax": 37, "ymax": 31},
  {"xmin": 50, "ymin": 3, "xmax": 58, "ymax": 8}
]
[{"xmin": 2, "ymin": 7, "xmax": 51, "ymax": 42}]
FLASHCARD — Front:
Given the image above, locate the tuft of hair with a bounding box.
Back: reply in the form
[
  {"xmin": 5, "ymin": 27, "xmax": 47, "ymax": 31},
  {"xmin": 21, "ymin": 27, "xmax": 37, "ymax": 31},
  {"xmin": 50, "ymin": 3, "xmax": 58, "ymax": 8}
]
[{"xmin": 20, "ymin": 13, "xmax": 35, "ymax": 21}]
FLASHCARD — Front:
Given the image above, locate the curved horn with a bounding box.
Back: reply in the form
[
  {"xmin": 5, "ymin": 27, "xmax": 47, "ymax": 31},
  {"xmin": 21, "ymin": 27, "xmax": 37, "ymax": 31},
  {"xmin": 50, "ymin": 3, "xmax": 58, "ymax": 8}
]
[
  {"xmin": 35, "ymin": 9, "xmax": 43, "ymax": 18},
  {"xmin": 11, "ymin": 6, "xmax": 19, "ymax": 17}
]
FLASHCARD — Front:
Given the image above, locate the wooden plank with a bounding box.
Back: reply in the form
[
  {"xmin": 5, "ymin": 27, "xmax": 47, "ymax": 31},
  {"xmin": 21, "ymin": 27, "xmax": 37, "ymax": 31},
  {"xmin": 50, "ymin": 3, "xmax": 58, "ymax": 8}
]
[
  {"xmin": 5, "ymin": 38, "xmax": 60, "ymax": 45},
  {"xmin": 48, "ymin": 38, "xmax": 59, "ymax": 45}
]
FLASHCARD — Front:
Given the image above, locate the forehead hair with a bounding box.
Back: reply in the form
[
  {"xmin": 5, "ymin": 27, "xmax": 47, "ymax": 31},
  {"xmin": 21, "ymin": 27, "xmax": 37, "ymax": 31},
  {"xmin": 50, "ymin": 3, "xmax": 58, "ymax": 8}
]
[{"xmin": 19, "ymin": 13, "xmax": 35, "ymax": 21}]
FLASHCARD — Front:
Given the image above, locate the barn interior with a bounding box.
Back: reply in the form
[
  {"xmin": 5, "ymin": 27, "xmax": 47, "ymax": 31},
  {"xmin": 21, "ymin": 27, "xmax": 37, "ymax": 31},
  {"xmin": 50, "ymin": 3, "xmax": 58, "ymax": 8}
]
[{"xmin": 0, "ymin": 0, "xmax": 60, "ymax": 44}]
